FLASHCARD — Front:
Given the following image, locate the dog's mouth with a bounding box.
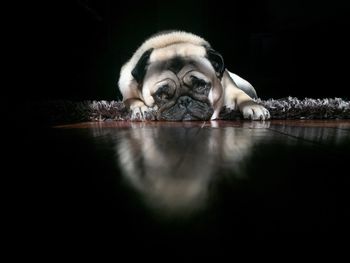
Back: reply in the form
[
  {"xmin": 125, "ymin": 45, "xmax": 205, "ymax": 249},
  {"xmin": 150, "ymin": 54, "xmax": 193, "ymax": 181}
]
[{"xmin": 157, "ymin": 96, "xmax": 214, "ymax": 121}]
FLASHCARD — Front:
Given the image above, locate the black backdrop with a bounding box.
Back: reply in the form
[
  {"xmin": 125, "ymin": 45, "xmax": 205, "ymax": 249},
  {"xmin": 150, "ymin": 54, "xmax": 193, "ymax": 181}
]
[{"xmin": 9, "ymin": 0, "xmax": 350, "ymax": 101}]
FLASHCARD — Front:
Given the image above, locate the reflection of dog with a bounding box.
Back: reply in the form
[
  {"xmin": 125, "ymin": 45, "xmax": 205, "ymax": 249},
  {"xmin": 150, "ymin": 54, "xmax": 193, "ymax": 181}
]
[
  {"xmin": 112, "ymin": 122, "xmax": 270, "ymax": 215},
  {"xmin": 118, "ymin": 31, "xmax": 270, "ymax": 121}
]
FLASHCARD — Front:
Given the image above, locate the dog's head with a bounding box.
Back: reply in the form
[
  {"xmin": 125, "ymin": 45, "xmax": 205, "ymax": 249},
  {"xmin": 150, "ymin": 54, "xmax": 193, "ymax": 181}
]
[{"xmin": 131, "ymin": 43, "xmax": 225, "ymax": 121}]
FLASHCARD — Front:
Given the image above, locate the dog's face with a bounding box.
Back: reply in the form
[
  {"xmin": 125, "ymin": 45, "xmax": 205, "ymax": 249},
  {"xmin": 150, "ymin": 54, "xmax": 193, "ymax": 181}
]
[
  {"xmin": 143, "ymin": 57, "xmax": 218, "ymax": 121},
  {"xmin": 131, "ymin": 45, "xmax": 225, "ymax": 121}
]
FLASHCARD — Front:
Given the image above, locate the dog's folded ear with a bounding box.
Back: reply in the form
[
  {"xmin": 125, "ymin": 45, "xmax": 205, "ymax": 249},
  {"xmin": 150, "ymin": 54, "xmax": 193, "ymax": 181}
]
[
  {"xmin": 131, "ymin": 48, "xmax": 154, "ymax": 83},
  {"xmin": 206, "ymin": 48, "xmax": 225, "ymax": 79}
]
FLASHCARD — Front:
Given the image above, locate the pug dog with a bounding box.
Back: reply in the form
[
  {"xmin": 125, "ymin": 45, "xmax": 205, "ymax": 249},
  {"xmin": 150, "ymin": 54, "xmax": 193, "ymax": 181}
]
[{"xmin": 118, "ymin": 30, "xmax": 270, "ymax": 121}]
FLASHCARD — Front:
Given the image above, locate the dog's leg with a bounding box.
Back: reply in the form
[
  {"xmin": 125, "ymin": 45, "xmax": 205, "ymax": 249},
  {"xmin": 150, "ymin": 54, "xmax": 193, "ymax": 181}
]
[{"xmin": 221, "ymin": 70, "xmax": 270, "ymax": 120}]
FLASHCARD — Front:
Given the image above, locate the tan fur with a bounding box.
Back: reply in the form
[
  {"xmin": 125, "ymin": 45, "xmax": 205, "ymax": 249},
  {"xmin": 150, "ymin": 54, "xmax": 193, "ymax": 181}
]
[
  {"xmin": 132, "ymin": 31, "xmax": 209, "ymax": 64},
  {"xmin": 150, "ymin": 43, "xmax": 206, "ymax": 63}
]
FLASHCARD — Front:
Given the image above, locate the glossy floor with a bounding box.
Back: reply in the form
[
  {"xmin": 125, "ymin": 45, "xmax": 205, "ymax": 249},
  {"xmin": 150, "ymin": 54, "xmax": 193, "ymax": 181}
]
[{"xmin": 20, "ymin": 120, "xmax": 350, "ymax": 252}]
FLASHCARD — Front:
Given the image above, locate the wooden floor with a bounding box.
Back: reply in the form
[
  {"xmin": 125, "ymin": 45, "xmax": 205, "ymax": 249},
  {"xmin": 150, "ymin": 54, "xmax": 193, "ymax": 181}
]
[{"xmin": 19, "ymin": 120, "xmax": 350, "ymax": 253}]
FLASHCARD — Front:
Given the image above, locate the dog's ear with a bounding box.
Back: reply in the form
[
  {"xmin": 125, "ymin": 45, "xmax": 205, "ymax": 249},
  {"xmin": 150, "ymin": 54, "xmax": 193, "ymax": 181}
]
[
  {"xmin": 206, "ymin": 48, "xmax": 225, "ymax": 79},
  {"xmin": 131, "ymin": 48, "xmax": 154, "ymax": 83}
]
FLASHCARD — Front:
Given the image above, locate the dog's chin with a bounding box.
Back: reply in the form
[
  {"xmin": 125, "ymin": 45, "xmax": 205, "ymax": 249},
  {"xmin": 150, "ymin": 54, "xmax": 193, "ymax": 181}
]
[
  {"xmin": 182, "ymin": 113, "xmax": 199, "ymax": 121},
  {"xmin": 159, "ymin": 113, "xmax": 203, "ymax": 121},
  {"xmin": 158, "ymin": 102, "xmax": 214, "ymax": 121}
]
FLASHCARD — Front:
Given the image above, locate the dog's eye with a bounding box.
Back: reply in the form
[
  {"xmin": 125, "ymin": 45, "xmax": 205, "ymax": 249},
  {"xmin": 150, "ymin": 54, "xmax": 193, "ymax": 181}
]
[
  {"xmin": 191, "ymin": 76, "xmax": 210, "ymax": 95},
  {"xmin": 190, "ymin": 76, "xmax": 206, "ymax": 86},
  {"xmin": 154, "ymin": 84, "xmax": 174, "ymax": 100}
]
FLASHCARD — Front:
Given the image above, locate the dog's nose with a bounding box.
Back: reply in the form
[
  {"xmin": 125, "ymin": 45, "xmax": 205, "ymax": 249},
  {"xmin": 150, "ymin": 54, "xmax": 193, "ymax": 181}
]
[{"xmin": 178, "ymin": 96, "xmax": 193, "ymax": 108}]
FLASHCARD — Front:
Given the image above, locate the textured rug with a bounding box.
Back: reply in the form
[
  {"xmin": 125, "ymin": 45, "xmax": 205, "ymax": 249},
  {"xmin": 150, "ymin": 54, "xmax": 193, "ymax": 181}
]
[{"xmin": 39, "ymin": 97, "xmax": 350, "ymax": 123}]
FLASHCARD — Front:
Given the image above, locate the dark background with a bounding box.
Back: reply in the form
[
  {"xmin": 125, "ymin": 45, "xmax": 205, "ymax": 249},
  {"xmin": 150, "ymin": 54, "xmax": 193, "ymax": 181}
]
[
  {"xmin": 9, "ymin": 0, "xmax": 350, "ymax": 101},
  {"xmin": 5, "ymin": 1, "xmax": 350, "ymax": 254}
]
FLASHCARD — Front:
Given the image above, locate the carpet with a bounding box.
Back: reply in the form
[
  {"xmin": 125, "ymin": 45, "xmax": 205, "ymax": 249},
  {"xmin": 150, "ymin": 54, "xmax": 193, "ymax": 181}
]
[{"xmin": 39, "ymin": 97, "xmax": 350, "ymax": 123}]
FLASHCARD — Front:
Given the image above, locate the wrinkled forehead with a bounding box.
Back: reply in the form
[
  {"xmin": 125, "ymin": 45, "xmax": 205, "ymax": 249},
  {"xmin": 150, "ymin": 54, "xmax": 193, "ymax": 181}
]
[
  {"xmin": 146, "ymin": 56, "xmax": 216, "ymax": 82},
  {"xmin": 149, "ymin": 42, "xmax": 207, "ymax": 63}
]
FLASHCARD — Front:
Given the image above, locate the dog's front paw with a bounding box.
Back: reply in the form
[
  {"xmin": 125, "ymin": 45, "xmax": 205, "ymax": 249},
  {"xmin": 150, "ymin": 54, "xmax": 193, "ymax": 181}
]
[
  {"xmin": 240, "ymin": 101, "xmax": 270, "ymax": 120},
  {"xmin": 130, "ymin": 104, "xmax": 157, "ymax": 121}
]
